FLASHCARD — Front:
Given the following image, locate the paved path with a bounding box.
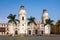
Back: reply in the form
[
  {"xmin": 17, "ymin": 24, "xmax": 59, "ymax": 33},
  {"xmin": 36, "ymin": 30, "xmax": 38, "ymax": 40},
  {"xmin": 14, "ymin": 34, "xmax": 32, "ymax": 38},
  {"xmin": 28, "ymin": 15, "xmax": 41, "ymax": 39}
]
[{"xmin": 0, "ymin": 36, "xmax": 60, "ymax": 40}]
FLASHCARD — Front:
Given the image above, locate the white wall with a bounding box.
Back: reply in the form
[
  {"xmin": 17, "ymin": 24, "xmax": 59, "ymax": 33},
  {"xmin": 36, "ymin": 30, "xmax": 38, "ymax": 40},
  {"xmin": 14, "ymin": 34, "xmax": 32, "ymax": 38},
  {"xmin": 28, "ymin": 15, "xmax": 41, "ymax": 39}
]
[
  {"xmin": 45, "ymin": 25, "xmax": 51, "ymax": 35},
  {"xmin": 8, "ymin": 24, "xmax": 14, "ymax": 35}
]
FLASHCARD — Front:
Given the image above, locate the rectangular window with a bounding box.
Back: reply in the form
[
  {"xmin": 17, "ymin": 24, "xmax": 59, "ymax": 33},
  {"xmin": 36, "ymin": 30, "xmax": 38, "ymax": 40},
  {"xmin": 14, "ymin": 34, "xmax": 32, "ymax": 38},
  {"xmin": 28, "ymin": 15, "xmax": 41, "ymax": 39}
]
[{"xmin": 22, "ymin": 17, "xmax": 24, "ymax": 20}]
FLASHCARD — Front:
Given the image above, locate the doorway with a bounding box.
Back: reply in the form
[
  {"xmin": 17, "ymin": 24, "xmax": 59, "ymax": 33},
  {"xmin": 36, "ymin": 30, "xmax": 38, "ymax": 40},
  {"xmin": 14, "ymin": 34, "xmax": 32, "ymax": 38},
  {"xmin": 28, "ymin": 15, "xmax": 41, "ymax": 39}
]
[
  {"xmin": 35, "ymin": 30, "xmax": 38, "ymax": 34},
  {"xmin": 41, "ymin": 31, "xmax": 43, "ymax": 34},
  {"xmin": 28, "ymin": 30, "xmax": 31, "ymax": 35},
  {"xmin": 15, "ymin": 30, "xmax": 18, "ymax": 35}
]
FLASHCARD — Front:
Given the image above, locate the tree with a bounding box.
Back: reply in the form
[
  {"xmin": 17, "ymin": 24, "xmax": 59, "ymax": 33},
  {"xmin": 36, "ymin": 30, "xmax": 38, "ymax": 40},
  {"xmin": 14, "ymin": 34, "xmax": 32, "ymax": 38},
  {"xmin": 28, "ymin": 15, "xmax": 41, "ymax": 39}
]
[
  {"xmin": 45, "ymin": 19, "xmax": 54, "ymax": 25},
  {"xmin": 7, "ymin": 14, "xmax": 19, "ymax": 36},
  {"xmin": 57, "ymin": 20, "xmax": 60, "ymax": 26},
  {"xmin": 27, "ymin": 16, "xmax": 36, "ymax": 25},
  {"xmin": 7, "ymin": 14, "xmax": 19, "ymax": 25},
  {"xmin": 27, "ymin": 16, "xmax": 37, "ymax": 35}
]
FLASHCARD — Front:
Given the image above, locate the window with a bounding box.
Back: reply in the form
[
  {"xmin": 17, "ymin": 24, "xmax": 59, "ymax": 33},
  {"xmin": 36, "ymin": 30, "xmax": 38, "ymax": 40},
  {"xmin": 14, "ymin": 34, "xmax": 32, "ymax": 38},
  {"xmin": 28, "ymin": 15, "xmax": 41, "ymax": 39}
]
[
  {"xmin": 22, "ymin": 24, "xmax": 24, "ymax": 26},
  {"xmin": 22, "ymin": 16, "xmax": 24, "ymax": 20},
  {"xmin": 0, "ymin": 27, "xmax": 6, "ymax": 32},
  {"xmin": 28, "ymin": 30, "xmax": 31, "ymax": 35}
]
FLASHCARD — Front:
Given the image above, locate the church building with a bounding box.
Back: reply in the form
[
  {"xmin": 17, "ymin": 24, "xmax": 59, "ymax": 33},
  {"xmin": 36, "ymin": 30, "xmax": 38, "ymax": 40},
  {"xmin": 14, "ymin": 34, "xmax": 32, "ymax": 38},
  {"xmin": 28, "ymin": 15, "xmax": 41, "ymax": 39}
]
[{"xmin": 0, "ymin": 5, "xmax": 51, "ymax": 36}]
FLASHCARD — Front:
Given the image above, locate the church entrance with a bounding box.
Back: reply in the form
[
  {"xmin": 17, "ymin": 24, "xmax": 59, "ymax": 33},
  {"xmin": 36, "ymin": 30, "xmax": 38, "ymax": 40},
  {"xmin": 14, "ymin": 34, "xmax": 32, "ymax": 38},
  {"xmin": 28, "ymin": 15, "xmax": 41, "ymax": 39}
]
[
  {"xmin": 41, "ymin": 31, "xmax": 43, "ymax": 35},
  {"xmin": 35, "ymin": 30, "xmax": 38, "ymax": 34},
  {"xmin": 28, "ymin": 30, "xmax": 31, "ymax": 35},
  {"xmin": 15, "ymin": 30, "xmax": 18, "ymax": 35}
]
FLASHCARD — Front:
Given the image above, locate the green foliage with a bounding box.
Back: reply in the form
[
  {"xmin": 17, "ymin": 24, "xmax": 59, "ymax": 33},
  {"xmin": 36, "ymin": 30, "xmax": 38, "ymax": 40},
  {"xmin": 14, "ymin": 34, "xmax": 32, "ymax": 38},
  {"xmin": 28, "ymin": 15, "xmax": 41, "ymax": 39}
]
[
  {"xmin": 57, "ymin": 20, "xmax": 60, "ymax": 25},
  {"xmin": 7, "ymin": 14, "xmax": 20, "ymax": 25},
  {"xmin": 27, "ymin": 16, "xmax": 36, "ymax": 25},
  {"xmin": 45, "ymin": 19, "xmax": 54, "ymax": 25}
]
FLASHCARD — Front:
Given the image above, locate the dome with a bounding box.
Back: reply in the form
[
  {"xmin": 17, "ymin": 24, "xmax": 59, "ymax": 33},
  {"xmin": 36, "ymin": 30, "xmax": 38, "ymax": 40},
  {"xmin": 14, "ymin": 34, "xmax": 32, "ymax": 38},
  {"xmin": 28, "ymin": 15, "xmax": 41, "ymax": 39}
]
[
  {"xmin": 20, "ymin": 5, "xmax": 24, "ymax": 9},
  {"xmin": 43, "ymin": 9, "xmax": 47, "ymax": 13}
]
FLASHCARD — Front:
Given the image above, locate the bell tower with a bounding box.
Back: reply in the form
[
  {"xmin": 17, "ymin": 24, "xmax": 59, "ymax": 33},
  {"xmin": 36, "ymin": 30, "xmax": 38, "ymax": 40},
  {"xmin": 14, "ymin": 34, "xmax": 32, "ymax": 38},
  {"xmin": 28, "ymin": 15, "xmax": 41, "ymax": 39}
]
[
  {"xmin": 41, "ymin": 9, "xmax": 50, "ymax": 35},
  {"xmin": 42, "ymin": 9, "xmax": 49, "ymax": 24},
  {"xmin": 18, "ymin": 5, "xmax": 27, "ymax": 35}
]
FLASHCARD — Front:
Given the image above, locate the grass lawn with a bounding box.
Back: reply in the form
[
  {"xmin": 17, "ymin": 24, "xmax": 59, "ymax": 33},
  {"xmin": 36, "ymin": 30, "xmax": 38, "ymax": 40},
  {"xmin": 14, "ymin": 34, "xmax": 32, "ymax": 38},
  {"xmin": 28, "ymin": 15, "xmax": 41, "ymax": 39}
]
[
  {"xmin": 0, "ymin": 34, "xmax": 60, "ymax": 38},
  {"xmin": 43, "ymin": 34, "xmax": 60, "ymax": 37},
  {"xmin": 0, "ymin": 35, "xmax": 60, "ymax": 40},
  {"xmin": 0, "ymin": 35, "xmax": 33, "ymax": 38}
]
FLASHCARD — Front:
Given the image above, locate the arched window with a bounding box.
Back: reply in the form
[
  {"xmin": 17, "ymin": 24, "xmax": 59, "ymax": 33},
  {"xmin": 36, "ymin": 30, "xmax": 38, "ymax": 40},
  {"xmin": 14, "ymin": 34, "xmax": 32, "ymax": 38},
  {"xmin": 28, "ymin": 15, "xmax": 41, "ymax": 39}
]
[{"xmin": 22, "ymin": 16, "xmax": 24, "ymax": 20}]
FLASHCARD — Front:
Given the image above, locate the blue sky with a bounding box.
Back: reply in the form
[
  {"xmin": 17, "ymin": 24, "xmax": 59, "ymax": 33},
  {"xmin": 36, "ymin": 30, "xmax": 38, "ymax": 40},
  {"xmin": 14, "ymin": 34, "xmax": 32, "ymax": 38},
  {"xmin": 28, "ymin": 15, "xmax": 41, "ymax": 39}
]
[{"xmin": 0, "ymin": 0, "xmax": 60, "ymax": 23}]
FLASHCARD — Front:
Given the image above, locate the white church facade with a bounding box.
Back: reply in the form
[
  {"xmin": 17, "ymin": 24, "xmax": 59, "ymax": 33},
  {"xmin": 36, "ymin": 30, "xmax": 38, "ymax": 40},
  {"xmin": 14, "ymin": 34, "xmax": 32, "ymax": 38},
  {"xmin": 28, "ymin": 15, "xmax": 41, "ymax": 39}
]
[{"xmin": 0, "ymin": 5, "xmax": 51, "ymax": 36}]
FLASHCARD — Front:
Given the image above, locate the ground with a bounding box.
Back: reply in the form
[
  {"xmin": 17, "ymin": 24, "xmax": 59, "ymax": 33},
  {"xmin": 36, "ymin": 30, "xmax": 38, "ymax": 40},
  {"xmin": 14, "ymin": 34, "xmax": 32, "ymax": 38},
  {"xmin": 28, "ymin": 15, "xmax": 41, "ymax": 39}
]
[{"xmin": 0, "ymin": 35, "xmax": 60, "ymax": 40}]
